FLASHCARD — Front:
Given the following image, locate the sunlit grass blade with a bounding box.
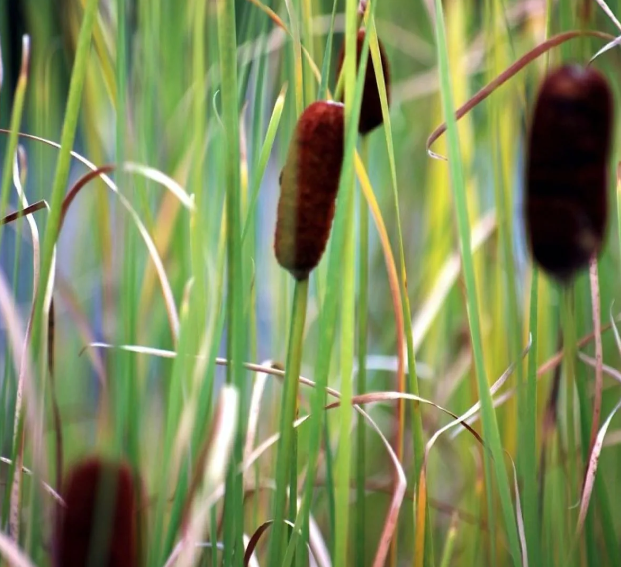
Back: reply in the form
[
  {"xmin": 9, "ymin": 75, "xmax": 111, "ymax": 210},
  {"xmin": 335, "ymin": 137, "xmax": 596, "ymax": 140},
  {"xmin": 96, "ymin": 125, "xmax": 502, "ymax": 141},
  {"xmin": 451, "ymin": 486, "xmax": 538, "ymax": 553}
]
[
  {"xmin": 359, "ymin": 14, "xmax": 431, "ymax": 563},
  {"xmin": 431, "ymin": 0, "xmax": 522, "ymax": 564},
  {"xmin": 281, "ymin": 10, "xmax": 372, "ymax": 567},
  {"xmin": 242, "ymin": 84, "xmax": 288, "ymax": 244},
  {"xmin": 216, "ymin": 0, "xmax": 246, "ymax": 563}
]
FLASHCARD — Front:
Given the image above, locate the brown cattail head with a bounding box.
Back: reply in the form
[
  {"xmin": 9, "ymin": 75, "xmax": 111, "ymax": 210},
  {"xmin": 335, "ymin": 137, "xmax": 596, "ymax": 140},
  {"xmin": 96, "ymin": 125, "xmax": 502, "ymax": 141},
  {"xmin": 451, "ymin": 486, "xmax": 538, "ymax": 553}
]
[
  {"xmin": 274, "ymin": 100, "xmax": 345, "ymax": 280},
  {"xmin": 336, "ymin": 29, "xmax": 390, "ymax": 135},
  {"xmin": 525, "ymin": 64, "xmax": 612, "ymax": 283},
  {"xmin": 54, "ymin": 457, "xmax": 139, "ymax": 567}
]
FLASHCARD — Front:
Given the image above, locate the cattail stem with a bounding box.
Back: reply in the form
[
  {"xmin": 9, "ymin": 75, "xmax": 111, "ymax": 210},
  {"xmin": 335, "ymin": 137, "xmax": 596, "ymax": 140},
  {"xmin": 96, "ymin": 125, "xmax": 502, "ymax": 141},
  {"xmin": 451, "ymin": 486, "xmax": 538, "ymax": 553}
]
[
  {"xmin": 335, "ymin": 154, "xmax": 357, "ymax": 567},
  {"xmin": 524, "ymin": 265, "xmax": 540, "ymax": 559},
  {"xmin": 355, "ymin": 136, "xmax": 370, "ymax": 567},
  {"xmin": 268, "ymin": 277, "xmax": 309, "ymax": 566},
  {"xmin": 588, "ymin": 255, "xmax": 603, "ymax": 455},
  {"xmin": 289, "ymin": 398, "xmax": 300, "ymax": 567},
  {"xmin": 561, "ymin": 287, "xmax": 578, "ymax": 498}
]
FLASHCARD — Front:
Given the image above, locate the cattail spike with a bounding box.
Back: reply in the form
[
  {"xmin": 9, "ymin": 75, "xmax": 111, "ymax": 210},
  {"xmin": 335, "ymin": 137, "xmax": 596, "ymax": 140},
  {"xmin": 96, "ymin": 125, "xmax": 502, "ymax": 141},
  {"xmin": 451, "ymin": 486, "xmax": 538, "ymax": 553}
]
[
  {"xmin": 54, "ymin": 458, "xmax": 140, "ymax": 567},
  {"xmin": 525, "ymin": 64, "xmax": 612, "ymax": 283},
  {"xmin": 274, "ymin": 101, "xmax": 345, "ymax": 280},
  {"xmin": 336, "ymin": 28, "xmax": 390, "ymax": 135}
]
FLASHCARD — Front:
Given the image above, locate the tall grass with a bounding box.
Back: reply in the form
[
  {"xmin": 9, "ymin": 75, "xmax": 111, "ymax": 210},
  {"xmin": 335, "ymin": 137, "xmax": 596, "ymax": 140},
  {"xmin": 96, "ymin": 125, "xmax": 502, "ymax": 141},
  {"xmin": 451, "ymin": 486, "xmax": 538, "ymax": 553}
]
[{"xmin": 1, "ymin": 0, "xmax": 621, "ymax": 565}]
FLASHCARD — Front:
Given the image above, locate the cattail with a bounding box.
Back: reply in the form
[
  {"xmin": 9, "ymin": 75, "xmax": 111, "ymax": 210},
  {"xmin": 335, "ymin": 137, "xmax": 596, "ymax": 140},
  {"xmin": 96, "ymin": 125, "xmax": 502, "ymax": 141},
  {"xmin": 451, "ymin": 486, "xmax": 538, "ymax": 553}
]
[
  {"xmin": 54, "ymin": 458, "xmax": 139, "ymax": 567},
  {"xmin": 336, "ymin": 28, "xmax": 390, "ymax": 135},
  {"xmin": 525, "ymin": 64, "xmax": 612, "ymax": 283},
  {"xmin": 274, "ymin": 100, "xmax": 345, "ymax": 280}
]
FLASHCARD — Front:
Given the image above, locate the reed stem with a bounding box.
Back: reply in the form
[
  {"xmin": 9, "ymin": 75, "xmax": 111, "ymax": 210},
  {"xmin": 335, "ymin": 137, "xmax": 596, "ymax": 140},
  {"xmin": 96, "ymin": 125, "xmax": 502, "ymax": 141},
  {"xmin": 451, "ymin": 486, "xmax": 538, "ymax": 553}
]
[
  {"xmin": 355, "ymin": 136, "xmax": 370, "ymax": 567},
  {"xmin": 268, "ymin": 278, "xmax": 309, "ymax": 566}
]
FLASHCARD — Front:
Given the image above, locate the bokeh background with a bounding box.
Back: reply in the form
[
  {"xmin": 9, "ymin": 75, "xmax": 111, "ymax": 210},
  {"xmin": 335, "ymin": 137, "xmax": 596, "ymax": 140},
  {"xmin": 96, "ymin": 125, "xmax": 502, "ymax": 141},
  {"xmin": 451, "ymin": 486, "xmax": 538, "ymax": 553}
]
[{"xmin": 2, "ymin": 0, "xmax": 621, "ymax": 565}]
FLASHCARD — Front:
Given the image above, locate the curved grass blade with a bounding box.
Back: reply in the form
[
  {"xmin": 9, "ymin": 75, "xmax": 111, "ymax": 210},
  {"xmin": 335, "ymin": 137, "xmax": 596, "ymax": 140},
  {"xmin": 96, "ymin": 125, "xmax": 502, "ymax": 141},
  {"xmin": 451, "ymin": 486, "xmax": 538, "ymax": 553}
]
[
  {"xmin": 0, "ymin": 201, "xmax": 48, "ymax": 226},
  {"xmin": 0, "ymin": 130, "xmax": 188, "ymax": 343},
  {"xmin": 427, "ymin": 30, "xmax": 614, "ymax": 159},
  {"xmin": 8, "ymin": 148, "xmax": 40, "ymax": 541},
  {"xmin": 241, "ymin": 84, "xmax": 287, "ymax": 244},
  {"xmin": 360, "ymin": 13, "xmax": 431, "ymax": 563},
  {"xmin": 576, "ymin": 394, "xmax": 621, "ymax": 534},
  {"xmin": 432, "ymin": 0, "xmax": 522, "ymax": 562}
]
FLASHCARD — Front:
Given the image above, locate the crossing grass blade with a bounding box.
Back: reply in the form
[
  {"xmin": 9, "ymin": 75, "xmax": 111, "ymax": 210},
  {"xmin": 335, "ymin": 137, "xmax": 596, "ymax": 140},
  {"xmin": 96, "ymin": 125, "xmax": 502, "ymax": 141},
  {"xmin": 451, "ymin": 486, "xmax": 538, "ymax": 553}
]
[{"xmin": 431, "ymin": 0, "xmax": 522, "ymax": 564}]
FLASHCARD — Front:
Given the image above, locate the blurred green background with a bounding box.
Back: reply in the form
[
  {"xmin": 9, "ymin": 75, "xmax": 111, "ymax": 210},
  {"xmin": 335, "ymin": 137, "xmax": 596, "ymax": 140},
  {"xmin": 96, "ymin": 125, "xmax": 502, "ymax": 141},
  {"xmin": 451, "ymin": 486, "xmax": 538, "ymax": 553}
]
[{"xmin": 2, "ymin": 0, "xmax": 621, "ymax": 565}]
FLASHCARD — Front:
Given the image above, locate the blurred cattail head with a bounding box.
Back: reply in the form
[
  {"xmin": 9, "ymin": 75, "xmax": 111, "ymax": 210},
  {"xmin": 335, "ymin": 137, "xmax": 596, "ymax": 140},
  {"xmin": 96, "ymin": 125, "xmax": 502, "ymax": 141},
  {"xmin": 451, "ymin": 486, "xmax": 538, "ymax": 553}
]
[
  {"xmin": 525, "ymin": 64, "xmax": 612, "ymax": 283},
  {"xmin": 336, "ymin": 28, "xmax": 390, "ymax": 135},
  {"xmin": 274, "ymin": 100, "xmax": 345, "ymax": 280},
  {"xmin": 53, "ymin": 457, "xmax": 139, "ymax": 567}
]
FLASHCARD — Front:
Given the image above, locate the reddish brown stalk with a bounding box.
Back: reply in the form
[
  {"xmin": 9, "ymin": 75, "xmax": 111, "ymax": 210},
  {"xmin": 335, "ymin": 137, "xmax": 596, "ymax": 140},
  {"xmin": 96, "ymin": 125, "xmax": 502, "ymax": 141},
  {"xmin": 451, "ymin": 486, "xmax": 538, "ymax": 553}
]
[
  {"xmin": 0, "ymin": 200, "xmax": 48, "ymax": 225},
  {"xmin": 274, "ymin": 101, "xmax": 345, "ymax": 279},
  {"xmin": 53, "ymin": 458, "xmax": 140, "ymax": 567},
  {"xmin": 426, "ymin": 30, "xmax": 614, "ymax": 157},
  {"xmin": 47, "ymin": 298, "xmax": 63, "ymax": 492},
  {"xmin": 59, "ymin": 164, "xmax": 116, "ymax": 232},
  {"xmin": 525, "ymin": 65, "xmax": 612, "ymax": 283},
  {"xmin": 336, "ymin": 29, "xmax": 390, "ymax": 135}
]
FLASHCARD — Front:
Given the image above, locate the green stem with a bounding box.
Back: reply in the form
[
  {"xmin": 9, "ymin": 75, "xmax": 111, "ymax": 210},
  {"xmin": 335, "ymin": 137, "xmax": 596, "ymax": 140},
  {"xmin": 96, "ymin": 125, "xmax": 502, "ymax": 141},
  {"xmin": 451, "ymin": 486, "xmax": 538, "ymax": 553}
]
[
  {"xmin": 355, "ymin": 137, "xmax": 370, "ymax": 567},
  {"xmin": 561, "ymin": 287, "xmax": 577, "ymax": 500},
  {"xmin": 290, "ymin": 415, "xmax": 301, "ymax": 567},
  {"xmin": 359, "ymin": 16, "xmax": 431, "ymax": 567},
  {"xmin": 438, "ymin": 519, "xmax": 458, "ymax": 567},
  {"xmin": 432, "ymin": 0, "xmax": 520, "ymax": 562},
  {"xmin": 1, "ymin": 37, "xmax": 29, "ymax": 535},
  {"xmin": 335, "ymin": 148, "xmax": 357, "ymax": 567},
  {"xmin": 268, "ymin": 278, "xmax": 309, "ymax": 567},
  {"xmin": 333, "ymin": 8, "xmax": 358, "ymax": 557},
  {"xmin": 24, "ymin": 0, "xmax": 101, "ymax": 556},
  {"xmin": 283, "ymin": 4, "xmax": 364, "ymax": 563},
  {"xmin": 523, "ymin": 267, "xmax": 540, "ymax": 563},
  {"xmin": 0, "ymin": 37, "xmax": 28, "ymax": 254},
  {"xmin": 216, "ymin": 0, "xmax": 246, "ymax": 561}
]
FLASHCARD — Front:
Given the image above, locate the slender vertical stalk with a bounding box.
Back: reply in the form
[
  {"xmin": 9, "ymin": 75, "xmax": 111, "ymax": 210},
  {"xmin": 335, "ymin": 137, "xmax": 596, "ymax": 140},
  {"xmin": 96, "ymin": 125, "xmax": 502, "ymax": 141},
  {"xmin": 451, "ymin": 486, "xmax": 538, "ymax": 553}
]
[
  {"xmin": 438, "ymin": 517, "xmax": 458, "ymax": 567},
  {"xmin": 523, "ymin": 266, "xmax": 540, "ymax": 562},
  {"xmin": 116, "ymin": 0, "xmax": 140, "ymax": 470},
  {"xmin": 360, "ymin": 18, "xmax": 431, "ymax": 566},
  {"xmin": 335, "ymin": 180, "xmax": 355, "ymax": 565},
  {"xmin": 24, "ymin": 0, "xmax": 101, "ymax": 557},
  {"xmin": 561, "ymin": 287, "xmax": 577, "ymax": 499},
  {"xmin": 355, "ymin": 137, "xmax": 370, "ymax": 567},
  {"xmin": 216, "ymin": 0, "xmax": 245, "ymax": 562},
  {"xmin": 432, "ymin": 0, "xmax": 521, "ymax": 563},
  {"xmin": 283, "ymin": 4, "xmax": 363, "ymax": 563},
  {"xmin": 268, "ymin": 279, "xmax": 309, "ymax": 566},
  {"xmin": 2, "ymin": 38, "xmax": 30, "ymax": 540},
  {"xmin": 0, "ymin": 37, "xmax": 28, "ymax": 254},
  {"xmin": 334, "ymin": 0, "xmax": 358, "ymax": 561},
  {"xmin": 335, "ymin": 165, "xmax": 356, "ymax": 567},
  {"xmin": 587, "ymin": 256, "xmax": 602, "ymax": 454},
  {"xmin": 31, "ymin": 0, "xmax": 100, "ymax": 354},
  {"xmin": 289, "ymin": 393, "xmax": 300, "ymax": 567}
]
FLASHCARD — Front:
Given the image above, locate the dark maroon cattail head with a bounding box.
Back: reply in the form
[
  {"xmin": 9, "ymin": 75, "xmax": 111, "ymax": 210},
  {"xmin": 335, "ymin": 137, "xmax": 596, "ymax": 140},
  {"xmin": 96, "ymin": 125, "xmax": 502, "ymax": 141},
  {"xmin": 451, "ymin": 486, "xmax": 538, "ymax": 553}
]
[
  {"xmin": 54, "ymin": 458, "xmax": 139, "ymax": 567},
  {"xmin": 525, "ymin": 64, "xmax": 612, "ymax": 283},
  {"xmin": 274, "ymin": 101, "xmax": 345, "ymax": 280},
  {"xmin": 336, "ymin": 28, "xmax": 390, "ymax": 135}
]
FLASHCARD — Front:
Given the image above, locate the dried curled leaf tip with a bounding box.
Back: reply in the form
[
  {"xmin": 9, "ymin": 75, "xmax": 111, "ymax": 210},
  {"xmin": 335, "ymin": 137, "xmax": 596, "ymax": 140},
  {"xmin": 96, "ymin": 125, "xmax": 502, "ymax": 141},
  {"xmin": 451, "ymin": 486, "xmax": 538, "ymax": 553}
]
[
  {"xmin": 54, "ymin": 457, "xmax": 140, "ymax": 567},
  {"xmin": 274, "ymin": 101, "xmax": 345, "ymax": 280},
  {"xmin": 337, "ymin": 29, "xmax": 390, "ymax": 135},
  {"xmin": 525, "ymin": 64, "xmax": 612, "ymax": 283}
]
